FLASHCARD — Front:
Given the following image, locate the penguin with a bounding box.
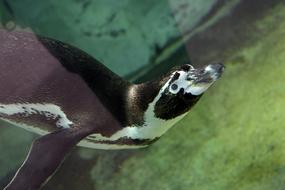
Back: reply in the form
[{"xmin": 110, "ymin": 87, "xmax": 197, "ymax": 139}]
[{"xmin": 0, "ymin": 29, "xmax": 224, "ymax": 190}]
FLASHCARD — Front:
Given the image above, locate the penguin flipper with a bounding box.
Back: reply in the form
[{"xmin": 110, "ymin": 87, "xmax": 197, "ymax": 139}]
[{"xmin": 4, "ymin": 127, "xmax": 92, "ymax": 190}]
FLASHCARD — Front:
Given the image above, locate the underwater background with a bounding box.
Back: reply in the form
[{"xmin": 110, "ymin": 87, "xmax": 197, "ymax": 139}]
[{"xmin": 0, "ymin": 0, "xmax": 285, "ymax": 189}]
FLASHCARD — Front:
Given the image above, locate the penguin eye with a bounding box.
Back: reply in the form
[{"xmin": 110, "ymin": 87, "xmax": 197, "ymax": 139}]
[{"xmin": 171, "ymin": 84, "xmax": 178, "ymax": 91}]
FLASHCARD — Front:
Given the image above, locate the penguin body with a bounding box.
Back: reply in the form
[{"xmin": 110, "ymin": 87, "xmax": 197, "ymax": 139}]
[
  {"xmin": 0, "ymin": 30, "xmax": 224, "ymax": 150},
  {"xmin": 0, "ymin": 30, "xmax": 224, "ymax": 189}
]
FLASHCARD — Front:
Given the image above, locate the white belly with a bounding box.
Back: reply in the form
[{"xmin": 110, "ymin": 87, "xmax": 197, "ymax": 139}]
[
  {"xmin": 1, "ymin": 118, "xmax": 147, "ymax": 149},
  {"xmin": 0, "ymin": 108, "xmax": 186, "ymax": 150},
  {"xmin": 0, "ymin": 99, "xmax": 188, "ymax": 150}
]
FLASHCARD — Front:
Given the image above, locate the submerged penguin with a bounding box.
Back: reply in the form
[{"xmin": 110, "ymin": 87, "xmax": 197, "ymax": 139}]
[{"xmin": 0, "ymin": 29, "xmax": 224, "ymax": 189}]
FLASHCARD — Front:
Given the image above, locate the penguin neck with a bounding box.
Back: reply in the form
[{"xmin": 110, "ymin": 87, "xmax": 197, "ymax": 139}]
[
  {"xmin": 126, "ymin": 78, "xmax": 165, "ymax": 126},
  {"xmin": 121, "ymin": 80, "xmax": 188, "ymax": 140}
]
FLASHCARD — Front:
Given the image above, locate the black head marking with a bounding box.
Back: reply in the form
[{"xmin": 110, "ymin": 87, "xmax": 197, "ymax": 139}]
[
  {"xmin": 154, "ymin": 90, "xmax": 201, "ymax": 120},
  {"xmin": 169, "ymin": 72, "xmax": 180, "ymax": 84},
  {"xmin": 153, "ymin": 63, "xmax": 225, "ymax": 120},
  {"xmin": 180, "ymin": 64, "xmax": 193, "ymax": 72}
]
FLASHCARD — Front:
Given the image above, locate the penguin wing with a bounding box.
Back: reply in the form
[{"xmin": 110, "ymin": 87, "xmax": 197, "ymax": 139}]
[{"xmin": 4, "ymin": 127, "xmax": 93, "ymax": 190}]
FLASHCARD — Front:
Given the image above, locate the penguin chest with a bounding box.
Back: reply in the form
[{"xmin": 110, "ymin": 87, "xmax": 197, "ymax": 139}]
[{"xmin": 81, "ymin": 103, "xmax": 188, "ymax": 150}]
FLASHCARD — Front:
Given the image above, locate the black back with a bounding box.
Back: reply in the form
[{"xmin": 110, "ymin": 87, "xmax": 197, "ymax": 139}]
[{"xmin": 38, "ymin": 37, "xmax": 132, "ymax": 126}]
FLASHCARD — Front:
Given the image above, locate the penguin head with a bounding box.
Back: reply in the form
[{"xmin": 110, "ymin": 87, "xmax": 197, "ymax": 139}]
[{"xmin": 154, "ymin": 63, "xmax": 224, "ymax": 120}]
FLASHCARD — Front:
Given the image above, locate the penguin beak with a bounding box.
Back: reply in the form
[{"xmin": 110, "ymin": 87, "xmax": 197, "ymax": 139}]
[
  {"xmin": 185, "ymin": 63, "xmax": 225, "ymax": 95},
  {"xmin": 188, "ymin": 63, "xmax": 225, "ymax": 83}
]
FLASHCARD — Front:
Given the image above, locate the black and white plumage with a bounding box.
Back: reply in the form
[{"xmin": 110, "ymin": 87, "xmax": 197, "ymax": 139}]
[{"xmin": 0, "ymin": 30, "xmax": 224, "ymax": 189}]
